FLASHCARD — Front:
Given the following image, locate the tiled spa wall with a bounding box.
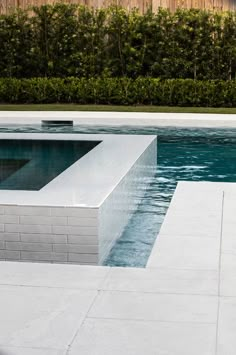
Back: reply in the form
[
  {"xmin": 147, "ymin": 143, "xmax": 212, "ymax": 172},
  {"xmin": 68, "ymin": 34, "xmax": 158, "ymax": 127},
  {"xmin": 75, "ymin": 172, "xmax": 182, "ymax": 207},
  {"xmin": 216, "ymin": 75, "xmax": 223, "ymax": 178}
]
[
  {"xmin": 0, "ymin": 205, "xmax": 99, "ymax": 264},
  {"xmin": 0, "ymin": 137, "xmax": 157, "ymax": 265},
  {"xmin": 98, "ymin": 137, "xmax": 157, "ymax": 264}
]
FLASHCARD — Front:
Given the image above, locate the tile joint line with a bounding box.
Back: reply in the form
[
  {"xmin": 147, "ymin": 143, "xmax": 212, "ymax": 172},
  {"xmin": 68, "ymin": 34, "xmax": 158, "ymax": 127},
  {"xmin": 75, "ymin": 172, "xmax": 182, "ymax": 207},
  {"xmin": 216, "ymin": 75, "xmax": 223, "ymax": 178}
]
[
  {"xmin": 215, "ymin": 190, "xmax": 225, "ymax": 355},
  {"xmin": 65, "ymin": 289, "xmax": 102, "ymax": 354}
]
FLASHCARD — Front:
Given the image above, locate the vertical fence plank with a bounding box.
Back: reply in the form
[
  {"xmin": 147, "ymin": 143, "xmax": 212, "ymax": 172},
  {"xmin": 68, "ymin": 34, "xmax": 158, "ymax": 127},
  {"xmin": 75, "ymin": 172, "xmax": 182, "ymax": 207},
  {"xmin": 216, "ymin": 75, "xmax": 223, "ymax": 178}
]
[{"xmin": 1, "ymin": 0, "xmax": 236, "ymax": 14}]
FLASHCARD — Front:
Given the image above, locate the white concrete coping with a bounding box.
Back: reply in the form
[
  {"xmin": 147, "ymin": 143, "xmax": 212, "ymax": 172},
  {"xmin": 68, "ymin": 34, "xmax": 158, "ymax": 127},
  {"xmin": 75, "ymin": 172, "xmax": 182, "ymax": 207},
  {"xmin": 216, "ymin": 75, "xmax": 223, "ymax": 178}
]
[
  {"xmin": 0, "ymin": 111, "xmax": 236, "ymax": 127},
  {"xmin": 0, "ymin": 133, "xmax": 156, "ymax": 207}
]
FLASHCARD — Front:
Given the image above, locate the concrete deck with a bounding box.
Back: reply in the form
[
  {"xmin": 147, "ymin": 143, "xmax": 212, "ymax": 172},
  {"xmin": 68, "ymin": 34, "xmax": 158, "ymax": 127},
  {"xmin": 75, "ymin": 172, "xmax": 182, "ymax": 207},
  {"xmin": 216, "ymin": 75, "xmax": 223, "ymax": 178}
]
[
  {"xmin": 0, "ymin": 181, "xmax": 236, "ymax": 354},
  {"xmin": 0, "ymin": 111, "xmax": 236, "ymax": 127}
]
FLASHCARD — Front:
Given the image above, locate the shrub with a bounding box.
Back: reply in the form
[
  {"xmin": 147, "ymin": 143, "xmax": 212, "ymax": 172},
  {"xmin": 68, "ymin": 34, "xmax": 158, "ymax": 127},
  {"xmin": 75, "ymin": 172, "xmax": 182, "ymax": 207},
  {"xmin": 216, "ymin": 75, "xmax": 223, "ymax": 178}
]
[
  {"xmin": 0, "ymin": 77, "xmax": 236, "ymax": 106},
  {"xmin": 1, "ymin": 6, "xmax": 236, "ymax": 80}
]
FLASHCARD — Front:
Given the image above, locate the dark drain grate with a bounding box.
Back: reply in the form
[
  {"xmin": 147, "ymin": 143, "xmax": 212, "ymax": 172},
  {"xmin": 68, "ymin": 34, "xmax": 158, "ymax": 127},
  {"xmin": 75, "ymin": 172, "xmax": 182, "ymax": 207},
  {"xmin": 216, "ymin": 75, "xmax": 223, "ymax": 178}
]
[{"xmin": 41, "ymin": 120, "xmax": 73, "ymax": 127}]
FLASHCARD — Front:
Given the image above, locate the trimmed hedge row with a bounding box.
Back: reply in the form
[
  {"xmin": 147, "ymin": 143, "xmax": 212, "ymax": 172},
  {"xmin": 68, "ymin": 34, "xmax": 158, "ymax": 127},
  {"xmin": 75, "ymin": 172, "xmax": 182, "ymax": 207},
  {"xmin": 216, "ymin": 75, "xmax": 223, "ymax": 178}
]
[{"xmin": 0, "ymin": 77, "xmax": 236, "ymax": 106}]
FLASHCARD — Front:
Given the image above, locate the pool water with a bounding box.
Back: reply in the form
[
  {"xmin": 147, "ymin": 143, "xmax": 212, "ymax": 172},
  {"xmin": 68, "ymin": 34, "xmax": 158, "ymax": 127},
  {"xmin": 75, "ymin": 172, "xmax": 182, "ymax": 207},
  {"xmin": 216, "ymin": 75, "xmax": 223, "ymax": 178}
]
[
  {"xmin": 103, "ymin": 128, "xmax": 236, "ymax": 267},
  {"xmin": 0, "ymin": 139, "xmax": 100, "ymax": 190},
  {"xmin": 1, "ymin": 125, "xmax": 236, "ymax": 267}
]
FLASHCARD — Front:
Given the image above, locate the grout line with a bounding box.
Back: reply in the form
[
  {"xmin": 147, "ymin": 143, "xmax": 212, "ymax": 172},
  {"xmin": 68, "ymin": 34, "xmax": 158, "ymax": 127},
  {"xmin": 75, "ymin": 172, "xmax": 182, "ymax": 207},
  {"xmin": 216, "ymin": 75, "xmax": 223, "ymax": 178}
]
[
  {"xmin": 146, "ymin": 266, "xmax": 219, "ymax": 271},
  {"xmin": 0, "ymin": 282, "xmax": 220, "ymax": 297},
  {"xmin": 218, "ymin": 191, "xmax": 225, "ymax": 295},
  {"xmin": 66, "ymin": 234, "xmax": 69, "ymax": 263},
  {"xmin": 0, "ymin": 282, "xmax": 104, "ymax": 291},
  {"xmin": 97, "ymin": 288, "xmax": 218, "ymax": 297},
  {"xmin": 86, "ymin": 315, "xmax": 217, "ymax": 325},
  {"xmin": 97, "ymin": 266, "xmax": 112, "ymax": 291},
  {"xmin": 0, "ymin": 345, "xmax": 63, "ymax": 351},
  {"xmin": 215, "ymin": 190, "xmax": 225, "ymax": 355},
  {"xmin": 65, "ymin": 290, "xmax": 102, "ymax": 355}
]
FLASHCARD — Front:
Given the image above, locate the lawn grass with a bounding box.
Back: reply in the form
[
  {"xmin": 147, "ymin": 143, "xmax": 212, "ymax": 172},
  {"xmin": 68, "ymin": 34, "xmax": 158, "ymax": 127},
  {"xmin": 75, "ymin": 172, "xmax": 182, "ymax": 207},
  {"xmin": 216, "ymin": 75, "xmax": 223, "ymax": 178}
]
[{"xmin": 0, "ymin": 104, "xmax": 236, "ymax": 113}]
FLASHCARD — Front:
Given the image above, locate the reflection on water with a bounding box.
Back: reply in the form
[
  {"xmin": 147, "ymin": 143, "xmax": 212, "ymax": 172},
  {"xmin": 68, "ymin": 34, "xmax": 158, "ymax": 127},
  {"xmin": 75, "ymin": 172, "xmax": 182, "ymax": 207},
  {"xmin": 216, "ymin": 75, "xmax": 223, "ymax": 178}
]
[{"xmin": 1, "ymin": 125, "xmax": 236, "ymax": 266}]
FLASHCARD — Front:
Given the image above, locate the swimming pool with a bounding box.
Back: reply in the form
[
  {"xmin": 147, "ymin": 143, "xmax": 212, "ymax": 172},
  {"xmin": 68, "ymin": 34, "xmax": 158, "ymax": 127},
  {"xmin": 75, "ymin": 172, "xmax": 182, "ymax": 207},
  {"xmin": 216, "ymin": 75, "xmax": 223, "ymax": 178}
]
[{"xmin": 1, "ymin": 125, "xmax": 236, "ymax": 267}]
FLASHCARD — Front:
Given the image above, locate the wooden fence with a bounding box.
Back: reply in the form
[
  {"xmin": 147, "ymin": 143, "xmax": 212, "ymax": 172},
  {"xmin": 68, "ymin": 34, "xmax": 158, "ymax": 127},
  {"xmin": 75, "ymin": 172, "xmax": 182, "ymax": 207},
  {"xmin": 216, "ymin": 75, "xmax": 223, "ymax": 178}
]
[{"xmin": 0, "ymin": 0, "xmax": 235, "ymax": 15}]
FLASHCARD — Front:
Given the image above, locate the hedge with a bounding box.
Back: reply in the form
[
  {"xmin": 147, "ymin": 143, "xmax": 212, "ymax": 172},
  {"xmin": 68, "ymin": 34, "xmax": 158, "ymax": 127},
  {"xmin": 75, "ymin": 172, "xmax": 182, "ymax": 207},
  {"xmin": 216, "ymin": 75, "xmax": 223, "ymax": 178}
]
[
  {"xmin": 0, "ymin": 77, "xmax": 236, "ymax": 106},
  {"xmin": 1, "ymin": 5, "xmax": 236, "ymax": 80}
]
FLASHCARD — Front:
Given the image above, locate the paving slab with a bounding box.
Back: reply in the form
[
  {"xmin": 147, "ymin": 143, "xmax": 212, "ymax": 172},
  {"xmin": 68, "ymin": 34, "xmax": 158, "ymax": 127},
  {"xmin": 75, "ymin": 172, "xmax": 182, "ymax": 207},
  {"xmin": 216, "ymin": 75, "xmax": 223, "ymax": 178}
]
[
  {"xmin": 0, "ymin": 347, "xmax": 65, "ymax": 355},
  {"xmin": 68, "ymin": 318, "xmax": 216, "ymax": 355},
  {"xmin": 158, "ymin": 214, "xmax": 222, "ymax": 238},
  {"xmin": 102, "ymin": 267, "xmax": 218, "ymax": 295},
  {"xmin": 220, "ymin": 254, "xmax": 236, "ymax": 296},
  {"xmin": 217, "ymin": 297, "xmax": 236, "ymax": 355},
  {"xmin": 147, "ymin": 182, "xmax": 224, "ymax": 269},
  {"xmin": 158, "ymin": 185, "xmax": 223, "ymax": 238},
  {"xmin": 164, "ymin": 182, "xmax": 224, "ymax": 214},
  {"xmin": 88, "ymin": 290, "xmax": 218, "ymax": 323},
  {"xmin": 221, "ymin": 191, "xmax": 236, "ymax": 238},
  {"xmin": 220, "ymin": 190, "xmax": 236, "ymax": 297},
  {"xmin": 0, "ymin": 262, "xmax": 110, "ymax": 290},
  {"xmin": 0, "ymin": 285, "xmax": 97, "ymax": 350},
  {"xmin": 147, "ymin": 235, "xmax": 220, "ymax": 270}
]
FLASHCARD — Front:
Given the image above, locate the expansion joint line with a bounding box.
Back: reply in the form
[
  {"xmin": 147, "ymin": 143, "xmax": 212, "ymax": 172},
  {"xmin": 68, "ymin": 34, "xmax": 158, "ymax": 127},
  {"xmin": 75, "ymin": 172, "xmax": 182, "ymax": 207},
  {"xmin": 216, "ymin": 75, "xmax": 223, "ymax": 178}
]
[
  {"xmin": 65, "ymin": 289, "xmax": 102, "ymax": 355},
  {"xmin": 215, "ymin": 190, "xmax": 225, "ymax": 355}
]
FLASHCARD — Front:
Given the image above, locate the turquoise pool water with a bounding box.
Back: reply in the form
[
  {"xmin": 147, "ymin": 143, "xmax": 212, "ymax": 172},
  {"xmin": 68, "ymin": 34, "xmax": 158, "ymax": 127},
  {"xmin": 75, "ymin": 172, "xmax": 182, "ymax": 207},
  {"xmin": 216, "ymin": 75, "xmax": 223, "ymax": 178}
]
[
  {"xmin": 1, "ymin": 125, "xmax": 236, "ymax": 267},
  {"xmin": 0, "ymin": 139, "xmax": 99, "ymax": 190},
  {"xmin": 100, "ymin": 127, "xmax": 236, "ymax": 267}
]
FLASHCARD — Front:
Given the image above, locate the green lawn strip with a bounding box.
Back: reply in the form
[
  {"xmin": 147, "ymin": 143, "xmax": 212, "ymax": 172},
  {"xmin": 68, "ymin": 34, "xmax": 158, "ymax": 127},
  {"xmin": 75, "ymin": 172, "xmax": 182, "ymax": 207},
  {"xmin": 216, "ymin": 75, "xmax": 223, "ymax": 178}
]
[{"xmin": 0, "ymin": 104, "xmax": 236, "ymax": 114}]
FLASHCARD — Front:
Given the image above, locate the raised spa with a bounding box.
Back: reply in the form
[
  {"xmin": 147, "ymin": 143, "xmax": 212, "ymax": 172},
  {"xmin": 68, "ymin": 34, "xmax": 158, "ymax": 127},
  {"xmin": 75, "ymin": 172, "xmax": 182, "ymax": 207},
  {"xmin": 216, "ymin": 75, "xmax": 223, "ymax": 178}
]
[{"xmin": 0, "ymin": 133, "xmax": 157, "ymax": 265}]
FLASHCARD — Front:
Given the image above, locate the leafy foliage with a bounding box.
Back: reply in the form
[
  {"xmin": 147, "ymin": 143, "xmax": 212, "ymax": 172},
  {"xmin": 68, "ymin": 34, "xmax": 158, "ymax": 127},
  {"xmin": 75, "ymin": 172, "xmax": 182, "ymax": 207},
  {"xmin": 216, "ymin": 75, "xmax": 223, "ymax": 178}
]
[
  {"xmin": 0, "ymin": 77, "xmax": 236, "ymax": 106},
  {"xmin": 1, "ymin": 6, "xmax": 236, "ymax": 79}
]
